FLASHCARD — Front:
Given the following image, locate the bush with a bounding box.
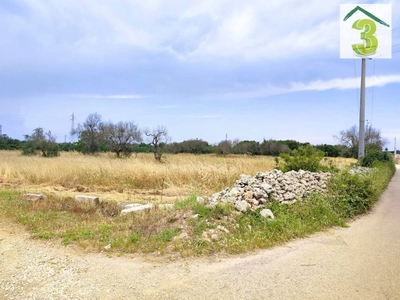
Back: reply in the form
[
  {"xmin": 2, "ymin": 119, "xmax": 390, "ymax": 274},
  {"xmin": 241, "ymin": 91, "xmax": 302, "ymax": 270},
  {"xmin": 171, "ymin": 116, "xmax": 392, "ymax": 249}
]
[
  {"xmin": 21, "ymin": 146, "xmax": 37, "ymax": 156},
  {"xmin": 327, "ymin": 171, "xmax": 374, "ymax": 217},
  {"xmin": 275, "ymin": 144, "xmax": 335, "ymax": 172},
  {"xmin": 361, "ymin": 150, "xmax": 393, "ymax": 167},
  {"xmin": 327, "ymin": 161, "xmax": 394, "ymax": 218}
]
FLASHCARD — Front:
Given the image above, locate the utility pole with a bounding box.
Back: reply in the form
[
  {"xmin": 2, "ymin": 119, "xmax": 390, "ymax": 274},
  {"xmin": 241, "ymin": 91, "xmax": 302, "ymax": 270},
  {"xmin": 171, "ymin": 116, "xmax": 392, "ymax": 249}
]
[
  {"xmin": 0, "ymin": 125, "xmax": 2, "ymax": 136},
  {"xmin": 358, "ymin": 58, "xmax": 366, "ymax": 161},
  {"xmin": 70, "ymin": 113, "xmax": 75, "ymax": 143},
  {"xmin": 394, "ymin": 137, "xmax": 397, "ymax": 161}
]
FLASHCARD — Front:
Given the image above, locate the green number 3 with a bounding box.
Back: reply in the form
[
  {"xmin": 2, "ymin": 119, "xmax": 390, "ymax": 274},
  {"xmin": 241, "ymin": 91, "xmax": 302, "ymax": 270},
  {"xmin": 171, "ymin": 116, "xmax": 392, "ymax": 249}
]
[{"xmin": 352, "ymin": 19, "xmax": 378, "ymax": 56}]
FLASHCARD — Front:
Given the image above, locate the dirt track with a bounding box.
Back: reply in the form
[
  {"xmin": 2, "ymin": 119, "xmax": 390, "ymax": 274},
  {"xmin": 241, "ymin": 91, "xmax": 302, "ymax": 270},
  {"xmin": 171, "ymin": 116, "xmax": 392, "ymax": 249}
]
[{"xmin": 1, "ymin": 166, "xmax": 400, "ymax": 300}]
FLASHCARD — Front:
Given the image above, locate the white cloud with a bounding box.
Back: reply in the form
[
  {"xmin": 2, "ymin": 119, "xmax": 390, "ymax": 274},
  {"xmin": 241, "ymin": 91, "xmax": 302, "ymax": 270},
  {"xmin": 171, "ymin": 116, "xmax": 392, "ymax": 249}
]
[
  {"xmin": 70, "ymin": 94, "xmax": 148, "ymax": 99},
  {"xmin": 189, "ymin": 1, "xmax": 344, "ymax": 60},
  {"xmin": 220, "ymin": 74, "xmax": 400, "ymax": 99},
  {"xmin": 291, "ymin": 74, "xmax": 400, "ymax": 91},
  {"xmin": 0, "ymin": 0, "xmax": 349, "ymax": 65}
]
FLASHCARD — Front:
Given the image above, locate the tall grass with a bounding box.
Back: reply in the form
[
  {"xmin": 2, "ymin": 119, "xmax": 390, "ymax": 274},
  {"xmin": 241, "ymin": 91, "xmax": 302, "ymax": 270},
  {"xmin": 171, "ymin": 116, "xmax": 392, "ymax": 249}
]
[
  {"xmin": 0, "ymin": 151, "xmax": 277, "ymax": 198},
  {"xmin": 0, "ymin": 151, "xmax": 356, "ymax": 204}
]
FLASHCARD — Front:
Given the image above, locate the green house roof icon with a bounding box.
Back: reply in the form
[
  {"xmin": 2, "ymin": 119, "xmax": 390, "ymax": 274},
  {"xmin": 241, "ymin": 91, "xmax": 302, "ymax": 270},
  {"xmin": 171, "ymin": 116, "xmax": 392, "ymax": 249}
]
[{"xmin": 343, "ymin": 5, "xmax": 390, "ymax": 27}]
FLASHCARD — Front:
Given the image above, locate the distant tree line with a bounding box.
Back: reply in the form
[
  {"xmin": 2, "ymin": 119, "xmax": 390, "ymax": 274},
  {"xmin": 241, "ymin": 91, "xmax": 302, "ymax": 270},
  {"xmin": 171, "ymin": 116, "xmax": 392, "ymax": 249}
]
[
  {"xmin": 0, "ymin": 115, "xmax": 390, "ymax": 160},
  {"xmin": 0, "ymin": 134, "xmax": 21, "ymax": 150}
]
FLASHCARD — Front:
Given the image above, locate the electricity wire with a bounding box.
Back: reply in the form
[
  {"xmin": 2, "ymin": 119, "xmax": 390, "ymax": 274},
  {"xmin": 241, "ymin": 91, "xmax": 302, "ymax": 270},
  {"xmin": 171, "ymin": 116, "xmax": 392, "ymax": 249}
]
[
  {"xmin": 370, "ymin": 58, "xmax": 375, "ymax": 127},
  {"xmin": 353, "ymin": 58, "xmax": 360, "ymax": 107}
]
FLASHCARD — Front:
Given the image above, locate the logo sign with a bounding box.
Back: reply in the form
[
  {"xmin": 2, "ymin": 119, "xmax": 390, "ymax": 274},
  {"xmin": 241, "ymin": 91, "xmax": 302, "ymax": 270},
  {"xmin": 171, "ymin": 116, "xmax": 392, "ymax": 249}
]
[{"xmin": 340, "ymin": 4, "xmax": 391, "ymax": 59}]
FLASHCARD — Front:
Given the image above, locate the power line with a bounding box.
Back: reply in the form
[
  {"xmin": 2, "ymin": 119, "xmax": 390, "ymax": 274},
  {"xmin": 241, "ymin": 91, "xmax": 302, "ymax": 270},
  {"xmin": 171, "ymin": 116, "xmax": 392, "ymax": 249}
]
[
  {"xmin": 375, "ymin": 26, "xmax": 400, "ymax": 37},
  {"xmin": 370, "ymin": 59, "xmax": 375, "ymax": 127},
  {"xmin": 353, "ymin": 58, "xmax": 360, "ymax": 106}
]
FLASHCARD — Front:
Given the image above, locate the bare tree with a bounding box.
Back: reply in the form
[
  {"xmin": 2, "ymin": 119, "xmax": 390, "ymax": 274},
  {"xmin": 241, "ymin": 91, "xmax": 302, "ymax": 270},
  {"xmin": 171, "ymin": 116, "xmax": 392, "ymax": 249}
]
[
  {"xmin": 102, "ymin": 121, "xmax": 142, "ymax": 157},
  {"xmin": 335, "ymin": 125, "xmax": 388, "ymax": 158},
  {"xmin": 144, "ymin": 125, "xmax": 169, "ymax": 161}
]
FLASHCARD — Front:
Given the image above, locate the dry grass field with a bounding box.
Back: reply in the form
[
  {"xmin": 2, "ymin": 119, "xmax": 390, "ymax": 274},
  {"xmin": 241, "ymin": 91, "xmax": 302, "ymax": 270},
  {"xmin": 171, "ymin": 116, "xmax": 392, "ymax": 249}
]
[
  {"xmin": 0, "ymin": 150, "xmax": 368, "ymax": 257},
  {"xmin": 0, "ymin": 151, "xmax": 356, "ymax": 204}
]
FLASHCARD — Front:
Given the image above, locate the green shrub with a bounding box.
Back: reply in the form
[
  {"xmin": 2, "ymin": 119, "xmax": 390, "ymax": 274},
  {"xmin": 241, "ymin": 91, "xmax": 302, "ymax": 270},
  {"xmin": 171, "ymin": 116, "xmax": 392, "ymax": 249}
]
[
  {"xmin": 275, "ymin": 144, "xmax": 335, "ymax": 172},
  {"xmin": 327, "ymin": 171, "xmax": 374, "ymax": 217},
  {"xmin": 327, "ymin": 161, "xmax": 394, "ymax": 218},
  {"xmin": 361, "ymin": 150, "xmax": 393, "ymax": 167},
  {"xmin": 21, "ymin": 146, "xmax": 37, "ymax": 156}
]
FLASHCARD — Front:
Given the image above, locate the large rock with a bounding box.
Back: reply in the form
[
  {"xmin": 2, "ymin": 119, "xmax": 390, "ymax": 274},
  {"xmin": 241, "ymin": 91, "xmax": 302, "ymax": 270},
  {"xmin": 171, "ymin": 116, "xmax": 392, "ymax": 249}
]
[
  {"xmin": 260, "ymin": 209, "xmax": 275, "ymax": 220},
  {"xmin": 234, "ymin": 200, "xmax": 251, "ymax": 212}
]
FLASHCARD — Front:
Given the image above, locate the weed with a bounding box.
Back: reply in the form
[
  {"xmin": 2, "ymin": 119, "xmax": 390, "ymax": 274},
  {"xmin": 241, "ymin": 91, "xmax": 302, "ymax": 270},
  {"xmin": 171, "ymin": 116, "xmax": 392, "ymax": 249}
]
[
  {"xmin": 156, "ymin": 227, "xmax": 181, "ymax": 243},
  {"xmin": 128, "ymin": 232, "xmax": 141, "ymax": 243},
  {"xmin": 327, "ymin": 168, "xmax": 378, "ymax": 218}
]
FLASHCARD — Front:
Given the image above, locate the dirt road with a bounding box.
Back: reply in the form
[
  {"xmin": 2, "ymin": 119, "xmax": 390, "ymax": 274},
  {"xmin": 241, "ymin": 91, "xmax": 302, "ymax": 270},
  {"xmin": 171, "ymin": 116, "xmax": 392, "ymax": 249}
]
[{"xmin": 1, "ymin": 166, "xmax": 400, "ymax": 300}]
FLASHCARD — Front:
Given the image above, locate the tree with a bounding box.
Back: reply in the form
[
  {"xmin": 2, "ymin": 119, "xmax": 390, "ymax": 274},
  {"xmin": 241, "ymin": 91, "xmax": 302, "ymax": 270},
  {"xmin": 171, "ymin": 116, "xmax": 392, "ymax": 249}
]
[
  {"xmin": 315, "ymin": 144, "xmax": 344, "ymax": 157},
  {"xmin": 144, "ymin": 125, "xmax": 169, "ymax": 161},
  {"xmin": 76, "ymin": 113, "xmax": 104, "ymax": 154},
  {"xmin": 22, "ymin": 128, "xmax": 59, "ymax": 157},
  {"xmin": 180, "ymin": 139, "xmax": 213, "ymax": 154},
  {"xmin": 131, "ymin": 143, "xmax": 152, "ymax": 153},
  {"xmin": 0, "ymin": 134, "xmax": 22, "ymax": 150},
  {"xmin": 232, "ymin": 140, "xmax": 261, "ymax": 155},
  {"xmin": 277, "ymin": 140, "xmax": 305, "ymax": 151},
  {"xmin": 215, "ymin": 139, "xmax": 233, "ymax": 156},
  {"xmin": 101, "ymin": 121, "xmax": 142, "ymax": 157},
  {"xmin": 335, "ymin": 125, "xmax": 388, "ymax": 158},
  {"xmin": 260, "ymin": 139, "xmax": 291, "ymax": 156}
]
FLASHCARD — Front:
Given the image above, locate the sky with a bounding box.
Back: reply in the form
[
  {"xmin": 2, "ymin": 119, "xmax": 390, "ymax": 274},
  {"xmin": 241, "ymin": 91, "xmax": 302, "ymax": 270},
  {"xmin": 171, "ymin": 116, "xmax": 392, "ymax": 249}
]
[{"xmin": 0, "ymin": 0, "xmax": 399, "ymax": 150}]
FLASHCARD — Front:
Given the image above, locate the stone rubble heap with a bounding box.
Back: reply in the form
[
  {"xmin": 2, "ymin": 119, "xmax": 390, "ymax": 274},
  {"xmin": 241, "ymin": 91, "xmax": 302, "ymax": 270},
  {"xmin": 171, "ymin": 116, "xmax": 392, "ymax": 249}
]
[
  {"xmin": 206, "ymin": 169, "xmax": 333, "ymax": 212},
  {"xmin": 348, "ymin": 166, "xmax": 373, "ymax": 175}
]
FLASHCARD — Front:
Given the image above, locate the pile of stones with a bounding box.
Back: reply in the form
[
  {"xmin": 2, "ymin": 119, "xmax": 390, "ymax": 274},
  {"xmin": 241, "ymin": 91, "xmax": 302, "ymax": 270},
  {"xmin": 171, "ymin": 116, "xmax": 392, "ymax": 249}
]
[
  {"xmin": 204, "ymin": 169, "xmax": 333, "ymax": 212},
  {"xmin": 348, "ymin": 166, "xmax": 373, "ymax": 175}
]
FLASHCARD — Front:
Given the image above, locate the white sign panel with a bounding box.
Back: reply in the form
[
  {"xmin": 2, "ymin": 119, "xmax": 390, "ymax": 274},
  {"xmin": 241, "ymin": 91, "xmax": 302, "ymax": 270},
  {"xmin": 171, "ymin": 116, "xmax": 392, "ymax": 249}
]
[{"xmin": 340, "ymin": 4, "xmax": 391, "ymax": 59}]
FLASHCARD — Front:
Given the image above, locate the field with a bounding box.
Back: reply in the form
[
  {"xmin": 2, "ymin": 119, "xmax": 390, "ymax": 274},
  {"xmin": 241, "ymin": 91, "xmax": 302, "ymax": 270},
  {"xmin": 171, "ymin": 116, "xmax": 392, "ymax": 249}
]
[
  {"xmin": 2, "ymin": 150, "xmax": 388, "ymax": 257},
  {"xmin": 0, "ymin": 151, "xmax": 355, "ymax": 204}
]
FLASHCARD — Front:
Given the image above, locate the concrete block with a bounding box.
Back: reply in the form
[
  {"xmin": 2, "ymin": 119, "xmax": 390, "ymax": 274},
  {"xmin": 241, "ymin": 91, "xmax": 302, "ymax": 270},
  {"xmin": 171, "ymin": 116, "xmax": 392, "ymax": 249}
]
[
  {"xmin": 120, "ymin": 204, "xmax": 153, "ymax": 215},
  {"xmin": 122, "ymin": 203, "xmax": 143, "ymax": 209},
  {"xmin": 23, "ymin": 194, "xmax": 44, "ymax": 201},
  {"xmin": 75, "ymin": 195, "xmax": 99, "ymax": 205},
  {"xmin": 158, "ymin": 204, "xmax": 174, "ymax": 210}
]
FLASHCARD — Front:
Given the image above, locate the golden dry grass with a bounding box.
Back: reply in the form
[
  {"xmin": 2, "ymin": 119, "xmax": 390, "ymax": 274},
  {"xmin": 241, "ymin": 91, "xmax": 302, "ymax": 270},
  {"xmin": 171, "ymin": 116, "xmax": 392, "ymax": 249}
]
[
  {"xmin": 0, "ymin": 151, "xmax": 276, "ymax": 203},
  {"xmin": 0, "ymin": 151, "xmax": 356, "ymax": 204}
]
